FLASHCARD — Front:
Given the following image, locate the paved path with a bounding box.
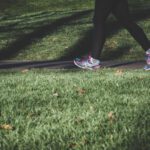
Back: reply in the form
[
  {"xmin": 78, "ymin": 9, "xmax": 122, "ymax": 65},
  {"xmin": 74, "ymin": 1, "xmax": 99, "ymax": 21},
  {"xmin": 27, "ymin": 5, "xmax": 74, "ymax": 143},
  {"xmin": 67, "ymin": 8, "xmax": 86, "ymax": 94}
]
[{"xmin": 0, "ymin": 60, "xmax": 145, "ymax": 70}]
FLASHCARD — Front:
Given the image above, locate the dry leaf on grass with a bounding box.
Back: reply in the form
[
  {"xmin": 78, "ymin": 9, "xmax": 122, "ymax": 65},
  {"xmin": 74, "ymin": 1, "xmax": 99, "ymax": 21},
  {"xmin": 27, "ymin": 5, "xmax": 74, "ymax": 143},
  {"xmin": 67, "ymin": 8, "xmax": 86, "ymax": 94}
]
[
  {"xmin": 108, "ymin": 111, "xmax": 116, "ymax": 123},
  {"xmin": 115, "ymin": 69, "xmax": 124, "ymax": 76},
  {"xmin": 108, "ymin": 111, "xmax": 114, "ymax": 119},
  {"xmin": 21, "ymin": 69, "xmax": 29, "ymax": 73},
  {"xmin": 76, "ymin": 88, "xmax": 86, "ymax": 95},
  {"xmin": 52, "ymin": 37, "xmax": 58, "ymax": 42},
  {"xmin": 53, "ymin": 92, "xmax": 59, "ymax": 97},
  {"xmin": 0, "ymin": 124, "xmax": 14, "ymax": 130},
  {"xmin": 68, "ymin": 143, "xmax": 78, "ymax": 149}
]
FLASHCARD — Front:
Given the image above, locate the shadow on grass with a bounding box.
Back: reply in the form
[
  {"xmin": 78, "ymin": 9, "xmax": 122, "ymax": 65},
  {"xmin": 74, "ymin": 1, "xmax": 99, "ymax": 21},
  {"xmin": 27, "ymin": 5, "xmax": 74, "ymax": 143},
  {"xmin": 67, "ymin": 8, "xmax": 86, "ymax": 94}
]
[
  {"xmin": 0, "ymin": 23, "xmax": 23, "ymax": 32},
  {"xmin": 0, "ymin": 8, "xmax": 150, "ymax": 66},
  {"xmin": 111, "ymin": 102, "xmax": 150, "ymax": 150},
  {"xmin": 0, "ymin": 10, "xmax": 74, "ymax": 33},
  {"xmin": 59, "ymin": 8, "xmax": 150, "ymax": 61},
  {"xmin": 0, "ymin": 12, "xmax": 55, "ymax": 32},
  {"xmin": 129, "ymin": 103, "xmax": 150, "ymax": 150},
  {"xmin": 0, "ymin": 8, "xmax": 149, "ymax": 69},
  {"xmin": 0, "ymin": 9, "xmax": 92, "ymax": 60},
  {"xmin": 101, "ymin": 45, "xmax": 131, "ymax": 61}
]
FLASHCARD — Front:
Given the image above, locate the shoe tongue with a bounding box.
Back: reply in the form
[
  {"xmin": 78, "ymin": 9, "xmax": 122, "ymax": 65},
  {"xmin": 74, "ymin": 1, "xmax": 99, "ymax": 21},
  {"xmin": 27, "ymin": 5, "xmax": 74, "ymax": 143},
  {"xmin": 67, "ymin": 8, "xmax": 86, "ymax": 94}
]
[{"xmin": 88, "ymin": 55, "xmax": 93, "ymax": 62}]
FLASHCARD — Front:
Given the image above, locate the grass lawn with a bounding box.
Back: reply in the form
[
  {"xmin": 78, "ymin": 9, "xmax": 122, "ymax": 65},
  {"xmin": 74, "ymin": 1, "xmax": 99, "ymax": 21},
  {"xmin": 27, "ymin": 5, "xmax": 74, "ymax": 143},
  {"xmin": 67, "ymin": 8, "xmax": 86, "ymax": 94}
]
[
  {"xmin": 0, "ymin": 0, "xmax": 150, "ymax": 149},
  {"xmin": 0, "ymin": 69, "xmax": 150, "ymax": 150}
]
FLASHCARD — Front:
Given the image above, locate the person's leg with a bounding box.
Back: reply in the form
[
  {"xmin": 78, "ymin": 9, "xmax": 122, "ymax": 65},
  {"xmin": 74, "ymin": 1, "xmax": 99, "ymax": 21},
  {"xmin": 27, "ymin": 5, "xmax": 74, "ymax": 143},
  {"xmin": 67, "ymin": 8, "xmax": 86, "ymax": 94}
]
[
  {"xmin": 74, "ymin": 0, "xmax": 117, "ymax": 69},
  {"xmin": 112, "ymin": 0, "xmax": 150, "ymax": 51},
  {"xmin": 91, "ymin": 0, "xmax": 117, "ymax": 59},
  {"xmin": 112, "ymin": 0, "xmax": 150, "ymax": 70}
]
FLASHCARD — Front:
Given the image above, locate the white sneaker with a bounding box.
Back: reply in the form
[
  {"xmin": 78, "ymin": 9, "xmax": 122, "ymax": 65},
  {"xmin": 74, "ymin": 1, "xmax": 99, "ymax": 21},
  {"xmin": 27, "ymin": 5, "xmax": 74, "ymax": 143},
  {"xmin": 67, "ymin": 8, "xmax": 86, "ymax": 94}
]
[
  {"xmin": 74, "ymin": 55, "xmax": 101, "ymax": 70},
  {"xmin": 144, "ymin": 49, "xmax": 150, "ymax": 70}
]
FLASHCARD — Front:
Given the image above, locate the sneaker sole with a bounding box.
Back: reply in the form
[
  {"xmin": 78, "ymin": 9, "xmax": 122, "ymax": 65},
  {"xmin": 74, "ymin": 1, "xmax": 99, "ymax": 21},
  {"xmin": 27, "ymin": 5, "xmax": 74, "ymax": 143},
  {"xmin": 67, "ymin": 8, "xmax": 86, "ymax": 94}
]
[
  {"xmin": 74, "ymin": 60, "xmax": 101, "ymax": 70},
  {"xmin": 144, "ymin": 65, "xmax": 150, "ymax": 71}
]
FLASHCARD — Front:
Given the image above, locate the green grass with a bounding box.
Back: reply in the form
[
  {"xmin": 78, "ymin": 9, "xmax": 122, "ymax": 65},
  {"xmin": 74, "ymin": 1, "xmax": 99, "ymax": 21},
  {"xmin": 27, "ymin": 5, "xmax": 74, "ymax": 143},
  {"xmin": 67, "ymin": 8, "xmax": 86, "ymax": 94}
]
[
  {"xmin": 0, "ymin": 0, "xmax": 150, "ymax": 149},
  {"xmin": 0, "ymin": 69, "xmax": 150, "ymax": 150},
  {"xmin": 0, "ymin": 0, "xmax": 93, "ymax": 16}
]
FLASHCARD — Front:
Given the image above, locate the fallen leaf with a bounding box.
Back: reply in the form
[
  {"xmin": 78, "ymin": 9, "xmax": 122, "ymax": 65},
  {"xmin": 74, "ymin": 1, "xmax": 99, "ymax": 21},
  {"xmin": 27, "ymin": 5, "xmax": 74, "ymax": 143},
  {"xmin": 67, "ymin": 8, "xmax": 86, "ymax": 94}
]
[
  {"xmin": 0, "ymin": 124, "xmax": 14, "ymax": 130},
  {"xmin": 68, "ymin": 143, "xmax": 77, "ymax": 149},
  {"xmin": 108, "ymin": 111, "xmax": 113, "ymax": 118},
  {"xmin": 115, "ymin": 69, "xmax": 124, "ymax": 76},
  {"xmin": 76, "ymin": 88, "xmax": 86, "ymax": 95},
  {"xmin": 52, "ymin": 37, "xmax": 57, "ymax": 42},
  {"xmin": 21, "ymin": 69, "xmax": 29, "ymax": 73},
  {"xmin": 53, "ymin": 92, "xmax": 59, "ymax": 97},
  {"xmin": 108, "ymin": 111, "xmax": 115, "ymax": 122},
  {"xmin": 65, "ymin": 46, "xmax": 69, "ymax": 49}
]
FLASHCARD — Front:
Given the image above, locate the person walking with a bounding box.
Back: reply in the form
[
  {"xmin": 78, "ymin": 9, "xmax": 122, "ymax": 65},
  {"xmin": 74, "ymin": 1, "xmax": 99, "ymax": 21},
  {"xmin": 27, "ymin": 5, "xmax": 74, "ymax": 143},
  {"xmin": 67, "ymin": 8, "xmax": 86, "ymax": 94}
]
[{"xmin": 74, "ymin": 0, "xmax": 150, "ymax": 70}]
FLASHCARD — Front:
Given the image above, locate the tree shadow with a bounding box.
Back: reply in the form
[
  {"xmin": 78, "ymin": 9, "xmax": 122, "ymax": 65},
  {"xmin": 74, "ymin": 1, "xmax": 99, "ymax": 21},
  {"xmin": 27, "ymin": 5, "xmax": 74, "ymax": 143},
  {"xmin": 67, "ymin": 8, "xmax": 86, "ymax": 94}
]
[
  {"xmin": 0, "ymin": 8, "xmax": 150, "ymax": 62},
  {"xmin": 0, "ymin": 23, "xmax": 19, "ymax": 32},
  {"xmin": 0, "ymin": 10, "xmax": 74, "ymax": 33},
  {"xmin": 58, "ymin": 8, "xmax": 150, "ymax": 61},
  {"xmin": 101, "ymin": 45, "xmax": 131, "ymax": 61},
  {"xmin": 58, "ymin": 29, "xmax": 93, "ymax": 61},
  {"xmin": 0, "ymin": 9, "xmax": 92, "ymax": 60}
]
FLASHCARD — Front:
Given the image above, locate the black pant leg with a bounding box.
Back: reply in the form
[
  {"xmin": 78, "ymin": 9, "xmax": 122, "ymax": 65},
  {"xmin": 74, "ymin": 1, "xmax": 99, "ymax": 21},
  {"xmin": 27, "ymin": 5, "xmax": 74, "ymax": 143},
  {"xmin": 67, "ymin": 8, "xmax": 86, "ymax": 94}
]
[
  {"xmin": 91, "ymin": 0, "xmax": 116, "ymax": 59},
  {"xmin": 112, "ymin": 0, "xmax": 150, "ymax": 51}
]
